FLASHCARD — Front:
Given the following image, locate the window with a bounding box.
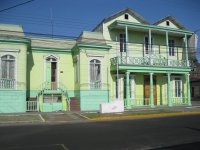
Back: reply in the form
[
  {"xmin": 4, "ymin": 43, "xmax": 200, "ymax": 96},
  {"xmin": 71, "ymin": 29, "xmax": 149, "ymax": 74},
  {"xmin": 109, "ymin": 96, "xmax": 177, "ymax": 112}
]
[
  {"xmin": 1, "ymin": 55, "xmax": 15, "ymax": 79},
  {"xmin": 174, "ymin": 78, "xmax": 182, "ymax": 98},
  {"xmin": 90, "ymin": 59, "xmax": 101, "ymax": 89},
  {"xmin": 124, "ymin": 14, "xmax": 129, "ymax": 20},
  {"xmin": 119, "ymin": 33, "xmax": 126, "ymax": 53},
  {"xmin": 144, "ymin": 36, "xmax": 153, "ymax": 54},
  {"xmin": 166, "ymin": 21, "xmax": 170, "ymax": 26},
  {"xmin": 169, "ymin": 39, "xmax": 175, "ymax": 56}
]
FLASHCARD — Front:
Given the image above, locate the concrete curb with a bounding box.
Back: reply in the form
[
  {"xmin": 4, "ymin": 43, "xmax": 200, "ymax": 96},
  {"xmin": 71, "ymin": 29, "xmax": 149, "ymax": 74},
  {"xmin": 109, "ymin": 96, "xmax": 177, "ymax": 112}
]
[{"xmin": 88, "ymin": 111, "xmax": 200, "ymax": 121}]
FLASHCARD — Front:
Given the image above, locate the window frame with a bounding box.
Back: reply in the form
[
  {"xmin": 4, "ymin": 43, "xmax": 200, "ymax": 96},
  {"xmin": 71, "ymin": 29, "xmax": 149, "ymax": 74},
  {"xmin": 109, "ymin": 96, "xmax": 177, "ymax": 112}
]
[
  {"xmin": 119, "ymin": 33, "xmax": 126, "ymax": 53},
  {"xmin": 89, "ymin": 59, "xmax": 102, "ymax": 89},
  {"xmin": 174, "ymin": 77, "xmax": 182, "ymax": 98},
  {"xmin": 168, "ymin": 39, "xmax": 175, "ymax": 56},
  {"xmin": 1, "ymin": 54, "xmax": 16, "ymax": 79}
]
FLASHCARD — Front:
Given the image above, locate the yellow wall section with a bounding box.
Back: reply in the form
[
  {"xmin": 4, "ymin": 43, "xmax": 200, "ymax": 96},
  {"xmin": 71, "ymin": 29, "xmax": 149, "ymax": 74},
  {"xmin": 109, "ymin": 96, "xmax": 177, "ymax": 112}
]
[{"xmin": 28, "ymin": 51, "xmax": 75, "ymax": 91}]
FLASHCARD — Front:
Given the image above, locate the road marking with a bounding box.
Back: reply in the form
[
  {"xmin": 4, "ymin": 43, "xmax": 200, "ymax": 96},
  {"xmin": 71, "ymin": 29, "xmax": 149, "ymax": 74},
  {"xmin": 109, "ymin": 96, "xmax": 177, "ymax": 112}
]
[
  {"xmin": 75, "ymin": 113, "xmax": 90, "ymax": 120},
  {"xmin": 39, "ymin": 114, "xmax": 45, "ymax": 122},
  {"xmin": 60, "ymin": 144, "xmax": 70, "ymax": 150}
]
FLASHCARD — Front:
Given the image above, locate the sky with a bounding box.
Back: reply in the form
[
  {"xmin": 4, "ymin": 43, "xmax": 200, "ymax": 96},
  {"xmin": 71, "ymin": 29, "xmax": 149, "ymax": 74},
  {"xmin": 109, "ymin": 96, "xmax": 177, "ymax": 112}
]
[{"xmin": 0, "ymin": 0, "xmax": 200, "ymax": 52}]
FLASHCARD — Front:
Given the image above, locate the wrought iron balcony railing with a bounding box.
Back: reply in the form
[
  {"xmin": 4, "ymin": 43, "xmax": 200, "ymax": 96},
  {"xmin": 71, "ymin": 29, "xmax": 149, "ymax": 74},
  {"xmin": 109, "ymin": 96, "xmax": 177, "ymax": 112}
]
[{"xmin": 110, "ymin": 56, "xmax": 191, "ymax": 68}]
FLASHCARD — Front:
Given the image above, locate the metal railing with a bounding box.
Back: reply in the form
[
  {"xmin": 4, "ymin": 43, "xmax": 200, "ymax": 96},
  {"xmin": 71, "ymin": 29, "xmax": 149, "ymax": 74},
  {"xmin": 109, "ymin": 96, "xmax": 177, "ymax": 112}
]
[
  {"xmin": 172, "ymin": 97, "xmax": 188, "ymax": 105},
  {"xmin": 0, "ymin": 78, "xmax": 15, "ymax": 89},
  {"xmin": 130, "ymin": 98, "xmax": 150, "ymax": 107},
  {"xmin": 110, "ymin": 56, "xmax": 190, "ymax": 68},
  {"xmin": 90, "ymin": 80, "xmax": 102, "ymax": 89},
  {"xmin": 26, "ymin": 101, "xmax": 38, "ymax": 112}
]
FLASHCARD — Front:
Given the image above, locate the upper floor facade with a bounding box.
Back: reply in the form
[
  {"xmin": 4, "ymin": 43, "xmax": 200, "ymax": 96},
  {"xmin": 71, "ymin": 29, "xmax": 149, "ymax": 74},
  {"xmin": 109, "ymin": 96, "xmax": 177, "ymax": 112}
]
[{"xmin": 93, "ymin": 8, "xmax": 196, "ymax": 72}]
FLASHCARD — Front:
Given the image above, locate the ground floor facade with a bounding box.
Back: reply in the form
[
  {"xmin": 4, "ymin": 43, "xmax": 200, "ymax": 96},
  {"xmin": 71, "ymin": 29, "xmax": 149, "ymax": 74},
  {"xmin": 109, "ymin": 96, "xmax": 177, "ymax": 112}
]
[{"xmin": 0, "ymin": 71, "xmax": 191, "ymax": 113}]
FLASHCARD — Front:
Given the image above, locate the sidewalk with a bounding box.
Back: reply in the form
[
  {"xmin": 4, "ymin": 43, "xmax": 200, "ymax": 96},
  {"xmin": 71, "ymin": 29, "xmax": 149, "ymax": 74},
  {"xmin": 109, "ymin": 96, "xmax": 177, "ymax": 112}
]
[{"xmin": 0, "ymin": 101, "xmax": 200, "ymax": 125}]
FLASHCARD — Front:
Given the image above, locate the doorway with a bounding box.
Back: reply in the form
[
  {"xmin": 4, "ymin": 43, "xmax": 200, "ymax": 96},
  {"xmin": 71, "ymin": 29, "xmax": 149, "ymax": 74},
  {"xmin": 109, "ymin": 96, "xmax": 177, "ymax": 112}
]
[
  {"xmin": 144, "ymin": 75, "xmax": 157, "ymax": 105},
  {"xmin": 46, "ymin": 56, "xmax": 57, "ymax": 90}
]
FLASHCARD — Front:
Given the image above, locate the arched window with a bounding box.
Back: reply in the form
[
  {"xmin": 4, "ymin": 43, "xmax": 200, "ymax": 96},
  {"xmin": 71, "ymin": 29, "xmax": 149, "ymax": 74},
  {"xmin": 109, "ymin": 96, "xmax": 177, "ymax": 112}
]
[
  {"xmin": 1, "ymin": 55, "xmax": 15, "ymax": 79},
  {"xmin": 90, "ymin": 59, "xmax": 101, "ymax": 88}
]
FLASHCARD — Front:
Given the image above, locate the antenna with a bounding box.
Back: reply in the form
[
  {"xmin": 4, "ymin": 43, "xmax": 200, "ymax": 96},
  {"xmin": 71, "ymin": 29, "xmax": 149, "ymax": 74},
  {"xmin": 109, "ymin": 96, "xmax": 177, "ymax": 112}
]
[{"xmin": 50, "ymin": 8, "xmax": 53, "ymax": 38}]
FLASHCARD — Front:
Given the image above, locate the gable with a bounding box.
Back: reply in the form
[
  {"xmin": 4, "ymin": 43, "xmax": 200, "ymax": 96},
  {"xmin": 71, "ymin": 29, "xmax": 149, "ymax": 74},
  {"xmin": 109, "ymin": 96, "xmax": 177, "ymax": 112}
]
[
  {"xmin": 107, "ymin": 13, "xmax": 141, "ymax": 24},
  {"xmin": 153, "ymin": 16, "xmax": 186, "ymax": 30},
  {"xmin": 93, "ymin": 8, "xmax": 149, "ymax": 32},
  {"xmin": 156, "ymin": 20, "xmax": 179, "ymax": 29}
]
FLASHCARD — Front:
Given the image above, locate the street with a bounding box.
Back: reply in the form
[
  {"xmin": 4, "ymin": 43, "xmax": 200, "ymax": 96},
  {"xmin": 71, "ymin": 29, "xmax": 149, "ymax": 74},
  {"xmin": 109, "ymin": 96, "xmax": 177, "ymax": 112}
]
[{"xmin": 0, "ymin": 115, "xmax": 200, "ymax": 150}]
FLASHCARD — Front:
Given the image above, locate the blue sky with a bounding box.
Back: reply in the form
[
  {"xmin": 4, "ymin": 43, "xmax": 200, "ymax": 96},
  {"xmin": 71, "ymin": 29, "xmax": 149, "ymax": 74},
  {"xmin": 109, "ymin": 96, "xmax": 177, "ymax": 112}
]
[{"xmin": 0, "ymin": 0, "xmax": 200, "ymax": 47}]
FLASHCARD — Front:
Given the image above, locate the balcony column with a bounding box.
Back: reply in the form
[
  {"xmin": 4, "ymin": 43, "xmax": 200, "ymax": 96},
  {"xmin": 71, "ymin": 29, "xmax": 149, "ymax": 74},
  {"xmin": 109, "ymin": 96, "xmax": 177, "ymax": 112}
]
[
  {"xmin": 149, "ymin": 29, "xmax": 152, "ymax": 65},
  {"xmin": 186, "ymin": 73, "xmax": 191, "ymax": 106},
  {"xmin": 167, "ymin": 73, "xmax": 172, "ymax": 107},
  {"xmin": 185, "ymin": 34, "xmax": 189, "ymax": 67},
  {"xmin": 126, "ymin": 71, "xmax": 131, "ymax": 109},
  {"xmin": 125, "ymin": 25, "xmax": 129, "ymax": 64},
  {"xmin": 166, "ymin": 31, "xmax": 169, "ymax": 65},
  {"xmin": 150, "ymin": 72, "xmax": 154, "ymax": 108}
]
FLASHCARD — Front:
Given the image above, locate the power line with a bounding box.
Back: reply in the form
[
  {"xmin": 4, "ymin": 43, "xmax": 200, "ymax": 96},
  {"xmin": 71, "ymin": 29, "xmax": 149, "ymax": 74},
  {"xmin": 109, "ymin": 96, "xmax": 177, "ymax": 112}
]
[{"xmin": 0, "ymin": 0, "xmax": 35, "ymax": 13}]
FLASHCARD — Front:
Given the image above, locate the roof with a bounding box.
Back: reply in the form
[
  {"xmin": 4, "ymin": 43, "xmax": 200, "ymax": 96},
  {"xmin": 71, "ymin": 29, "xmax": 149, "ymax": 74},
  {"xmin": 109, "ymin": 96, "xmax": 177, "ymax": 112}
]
[
  {"xmin": 153, "ymin": 16, "xmax": 186, "ymax": 30},
  {"xmin": 31, "ymin": 37, "xmax": 76, "ymax": 49},
  {"xmin": 93, "ymin": 8, "xmax": 149, "ymax": 31},
  {"xmin": 77, "ymin": 31, "xmax": 107, "ymax": 45},
  {"xmin": 0, "ymin": 24, "xmax": 24, "ymax": 37}
]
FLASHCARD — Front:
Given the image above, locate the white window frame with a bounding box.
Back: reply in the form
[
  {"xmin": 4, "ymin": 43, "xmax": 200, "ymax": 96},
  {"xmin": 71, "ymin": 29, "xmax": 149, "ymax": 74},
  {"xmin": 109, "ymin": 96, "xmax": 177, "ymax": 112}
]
[
  {"xmin": 174, "ymin": 77, "xmax": 182, "ymax": 98},
  {"xmin": 168, "ymin": 39, "xmax": 175, "ymax": 56},
  {"xmin": 43, "ymin": 54, "xmax": 60, "ymax": 84},
  {"xmin": 0, "ymin": 54, "xmax": 17, "ymax": 89},
  {"xmin": 144, "ymin": 36, "xmax": 154, "ymax": 55},
  {"xmin": 119, "ymin": 33, "xmax": 126, "ymax": 53},
  {"xmin": 89, "ymin": 59, "xmax": 102, "ymax": 89}
]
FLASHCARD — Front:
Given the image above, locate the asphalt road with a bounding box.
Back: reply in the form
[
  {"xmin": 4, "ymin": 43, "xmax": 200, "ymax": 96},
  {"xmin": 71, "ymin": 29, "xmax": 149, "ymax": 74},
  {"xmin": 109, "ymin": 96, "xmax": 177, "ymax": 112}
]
[{"xmin": 0, "ymin": 115, "xmax": 200, "ymax": 150}]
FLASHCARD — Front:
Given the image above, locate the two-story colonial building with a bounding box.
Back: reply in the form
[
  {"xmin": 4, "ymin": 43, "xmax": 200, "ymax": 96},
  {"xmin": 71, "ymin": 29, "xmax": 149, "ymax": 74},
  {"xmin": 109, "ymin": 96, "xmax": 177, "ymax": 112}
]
[{"xmin": 0, "ymin": 8, "xmax": 196, "ymax": 113}]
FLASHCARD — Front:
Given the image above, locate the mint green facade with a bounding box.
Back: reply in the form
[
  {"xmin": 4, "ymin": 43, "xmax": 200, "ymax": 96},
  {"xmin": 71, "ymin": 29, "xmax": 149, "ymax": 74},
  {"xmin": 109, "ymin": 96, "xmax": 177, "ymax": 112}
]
[{"xmin": 0, "ymin": 8, "xmax": 196, "ymax": 113}]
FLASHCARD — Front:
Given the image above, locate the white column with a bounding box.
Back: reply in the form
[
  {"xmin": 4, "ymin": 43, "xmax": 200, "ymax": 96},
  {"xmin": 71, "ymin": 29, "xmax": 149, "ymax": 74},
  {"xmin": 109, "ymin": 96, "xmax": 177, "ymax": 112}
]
[
  {"xmin": 125, "ymin": 25, "xmax": 128, "ymax": 63},
  {"xmin": 149, "ymin": 29, "xmax": 152, "ymax": 65},
  {"xmin": 150, "ymin": 73, "xmax": 154, "ymax": 108},
  {"xmin": 166, "ymin": 31, "xmax": 169, "ymax": 65},
  {"xmin": 185, "ymin": 34, "xmax": 189, "ymax": 67}
]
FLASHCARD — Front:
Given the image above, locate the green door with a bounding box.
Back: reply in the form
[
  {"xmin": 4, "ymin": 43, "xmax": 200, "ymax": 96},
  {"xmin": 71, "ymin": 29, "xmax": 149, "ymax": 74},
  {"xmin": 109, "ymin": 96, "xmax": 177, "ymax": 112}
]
[{"xmin": 46, "ymin": 61, "xmax": 52, "ymax": 90}]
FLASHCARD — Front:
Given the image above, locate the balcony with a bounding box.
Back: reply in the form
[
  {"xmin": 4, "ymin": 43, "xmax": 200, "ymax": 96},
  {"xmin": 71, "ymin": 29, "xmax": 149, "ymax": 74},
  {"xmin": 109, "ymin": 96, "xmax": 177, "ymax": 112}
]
[
  {"xmin": 0, "ymin": 78, "xmax": 15, "ymax": 89},
  {"xmin": 110, "ymin": 55, "xmax": 191, "ymax": 68}
]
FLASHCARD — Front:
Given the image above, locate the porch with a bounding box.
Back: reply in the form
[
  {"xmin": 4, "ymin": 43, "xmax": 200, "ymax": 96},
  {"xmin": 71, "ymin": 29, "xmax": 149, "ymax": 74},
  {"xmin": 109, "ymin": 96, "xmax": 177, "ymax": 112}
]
[{"xmin": 112, "ymin": 72, "xmax": 191, "ymax": 109}]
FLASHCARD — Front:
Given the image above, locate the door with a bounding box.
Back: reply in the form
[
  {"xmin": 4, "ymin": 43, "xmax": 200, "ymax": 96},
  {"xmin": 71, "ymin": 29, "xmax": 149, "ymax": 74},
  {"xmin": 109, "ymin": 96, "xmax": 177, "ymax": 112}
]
[
  {"xmin": 119, "ymin": 33, "xmax": 126, "ymax": 58},
  {"xmin": 51, "ymin": 62, "xmax": 57, "ymax": 90},
  {"xmin": 46, "ymin": 60, "xmax": 57, "ymax": 90},
  {"xmin": 144, "ymin": 76, "xmax": 157, "ymax": 105},
  {"xmin": 46, "ymin": 61, "xmax": 51, "ymax": 89}
]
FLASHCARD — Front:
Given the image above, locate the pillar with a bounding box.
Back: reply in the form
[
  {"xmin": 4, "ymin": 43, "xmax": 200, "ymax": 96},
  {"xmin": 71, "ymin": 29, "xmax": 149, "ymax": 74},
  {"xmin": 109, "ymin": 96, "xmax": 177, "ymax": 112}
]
[
  {"xmin": 150, "ymin": 73, "xmax": 154, "ymax": 108},
  {"xmin": 126, "ymin": 71, "xmax": 131, "ymax": 109},
  {"xmin": 186, "ymin": 73, "xmax": 191, "ymax": 106},
  {"xmin": 125, "ymin": 25, "xmax": 129, "ymax": 64},
  {"xmin": 166, "ymin": 31, "xmax": 169, "ymax": 65},
  {"xmin": 167, "ymin": 73, "xmax": 172, "ymax": 107},
  {"xmin": 185, "ymin": 34, "xmax": 189, "ymax": 67}
]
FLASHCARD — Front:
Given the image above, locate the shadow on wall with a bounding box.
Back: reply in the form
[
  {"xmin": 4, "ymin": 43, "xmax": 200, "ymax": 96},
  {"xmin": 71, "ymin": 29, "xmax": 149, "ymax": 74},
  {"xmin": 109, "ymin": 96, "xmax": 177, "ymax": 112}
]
[{"xmin": 26, "ymin": 51, "xmax": 34, "ymax": 99}]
